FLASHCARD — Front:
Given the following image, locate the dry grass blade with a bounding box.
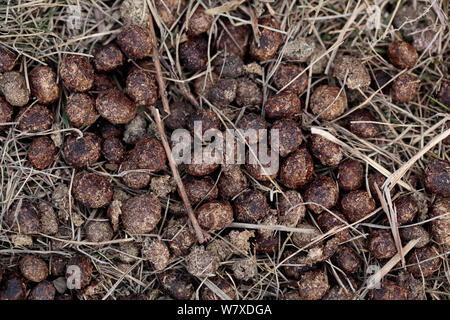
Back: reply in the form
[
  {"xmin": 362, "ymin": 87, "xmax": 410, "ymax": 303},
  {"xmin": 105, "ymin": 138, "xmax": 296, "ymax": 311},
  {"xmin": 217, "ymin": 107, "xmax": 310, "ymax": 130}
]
[
  {"xmin": 324, "ymin": 1, "xmax": 366, "ymax": 74},
  {"xmin": 378, "ymin": 0, "xmax": 402, "ymax": 41},
  {"xmin": 147, "ymin": 7, "xmax": 170, "ymax": 115},
  {"xmin": 39, "ymin": 234, "xmax": 135, "ymax": 246},
  {"xmin": 374, "ymin": 182, "xmax": 404, "ymax": 265},
  {"xmin": 382, "ymin": 129, "xmax": 450, "ymax": 191},
  {"xmin": 228, "ymin": 222, "xmax": 318, "ymax": 234},
  {"xmin": 203, "ymin": 278, "xmax": 232, "ymax": 300}
]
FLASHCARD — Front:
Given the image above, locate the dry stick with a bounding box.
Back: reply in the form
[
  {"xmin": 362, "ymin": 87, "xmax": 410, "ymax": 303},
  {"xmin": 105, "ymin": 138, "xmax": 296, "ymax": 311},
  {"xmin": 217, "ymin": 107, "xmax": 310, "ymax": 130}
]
[
  {"xmin": 381, "ymin": 128, "xmax": 450, "ymax": 266},
  {"xmin": 363, "ymin": 238, "xmax": 420, "ymax": 297},
  {"xmin": 147, "ymin": 11, "xmax": 206, "ymax": 243},
  {"xmin": 178, "ymin": 81, "xmax": 200, "ymax": 109}
]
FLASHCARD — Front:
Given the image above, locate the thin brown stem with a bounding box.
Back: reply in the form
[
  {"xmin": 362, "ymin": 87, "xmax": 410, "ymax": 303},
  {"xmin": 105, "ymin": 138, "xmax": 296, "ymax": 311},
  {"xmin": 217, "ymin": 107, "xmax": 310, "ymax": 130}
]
[{"xmin": 178, "ymin": 81, "xmax": 200, "ymax": 109}]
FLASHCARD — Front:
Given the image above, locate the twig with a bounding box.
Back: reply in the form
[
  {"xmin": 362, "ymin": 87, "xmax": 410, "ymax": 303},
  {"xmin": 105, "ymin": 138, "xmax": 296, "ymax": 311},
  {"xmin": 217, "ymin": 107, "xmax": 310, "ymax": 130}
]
[
  {"xmin": 147, "ymin": 11, "xmax": 170, "ymax": 115},
  {"xmin": 147, "ymin": 8, "xmax": 207, "ymax": 243},
  {"xmin": 381, "ymin": 128, "xmax": 450, "ymax": 266}
]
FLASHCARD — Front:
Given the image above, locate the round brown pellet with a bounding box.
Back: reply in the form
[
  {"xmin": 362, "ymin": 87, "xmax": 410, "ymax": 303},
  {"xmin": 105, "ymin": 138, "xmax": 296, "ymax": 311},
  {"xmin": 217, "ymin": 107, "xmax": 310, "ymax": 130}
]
[
  {"xmin": 368, "ymin": 229, "xmax": 397, "ymax": 259},
  {"xmin": 346, "ymin": 109, "xmax": 380, "ymax": 139},
  {"xmin": 424, "ymin": 159, "xmax": 450, "ymax": 197},
  {"xmin": 271, "ymin": 119, "xmax": 303, "ymax": 157},
  {"xmin": 102, "ymin": 137, "xmax": 126, "ymax": 164},
  {"xmin": 233, "ymin": 190, "xmax": 268, "ymax": 223},
  {"xmin": 196, "ymin": 200, "xmax": 234, "ymax": 231},
  {"xmin": 179, "ymin": 36, "xmax": 208, "ymax": 73},
  {"xmin": 117, "ymin": 24, "xmax": 152, "ymax": 60},
  {"xmin": 265, "ymin": 91, "xmax": 302, "ymax": 119},
  {"xmin": 280, "ymin": 148, "xmax": 314, "ymax": 189},
  {"xmin": 273, "ymin": 63, "xmax": 308, "ymax": 94},
  {"xmin": 125, "ymin": 67, "xmax": 158, "ymax": 106},
  {"xmin": 333, "ymin": 55, "xmax": 371, "ymax": 89},
  {"xmin": 93, "ymin": 43, "xmax": 124, "ymax": 72},
  {"xmin": 20, "ymin": 255, "xmax": 48, "ymax": 282},
  {"xmin": 121, "ymin": 194, "xmax": 161, "ymax": 234},
  {"xmin": 120, "ymin": 158, "xmax": 152, "ymax": 189},
  {"xmin": 5, "ymin": 202, "xmax": 41, "ymax": 235},
  {"xmin": 338, "ymin": 159, "xmax": 363, "ymax": 191},
  {"xmin": 308, "ymin": 134, "xmax": 343, "ymax": 167},
  {"xmin": 391, "ymin": 73, "xmax": 419, "ymax": 103},
  {"xmin": 310, "ymin": 85, "xmax": 347, "ymax": 121},
  {"xmin": 96, "ymin": 88, "xmax": 137, "ymax": 125},
  {"xmin": 66, "ymin": 93, "xmax": 98, "ymax": 128},
  {"xmin": 16, "ymin": 104, "xmax": 54, "ymax": 133},
  {"xmin": 333, "ymin": 246, "xmax": 361, "ymax": 274},
  {"xmin": 388, "ymin": 40, "xmax": 418, "ymax": 69},
  {"xmin": 250, "ymin": 17, "xmax": 282, "ymax": 62},
  {"xmin": 130, "ymin": 137, "xmax": 167, "ymax": 172},
  {"xmin": 183, "ymin": 175, "xmax": 218, "ymax": 205},
  {"xmin": 187, "ymin": 6, "xmax": 213, "ymax": 36},
  {"xmin": 406, "ymin": 245, "xmax": 441, "ymax": 278},
  {"xmin": 304, "ymin": 176, "xmax": 339, "ymax": 214},
  {"xmin": 341, "ymin": 190, "xmax": 376, "ymax": 223}
]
